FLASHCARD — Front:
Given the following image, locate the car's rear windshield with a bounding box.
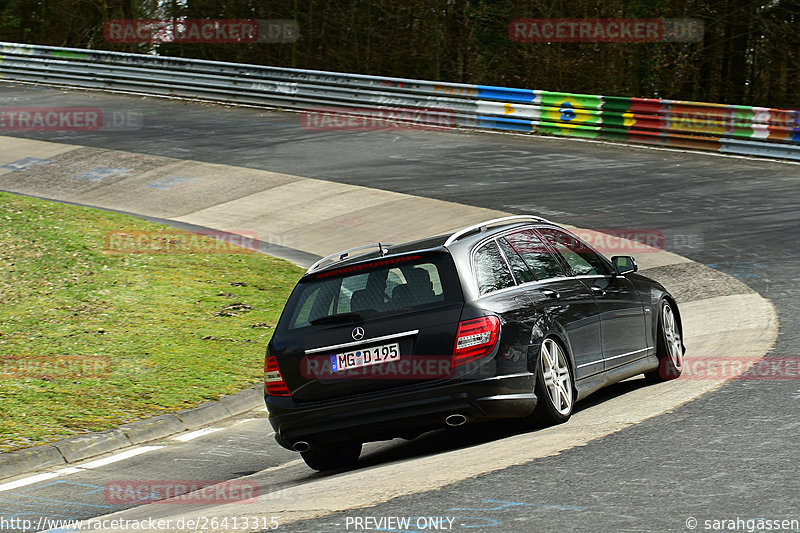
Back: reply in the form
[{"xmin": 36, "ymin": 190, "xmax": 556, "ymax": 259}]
[{"xmin": 279, "ymin": 253, "xmax": 462, "ymax": 331}]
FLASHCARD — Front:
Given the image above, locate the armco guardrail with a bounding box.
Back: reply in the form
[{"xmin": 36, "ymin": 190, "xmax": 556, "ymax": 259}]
[{"xmin": 1, "ymin": 42, "xmax": 798, "ymax": 160}]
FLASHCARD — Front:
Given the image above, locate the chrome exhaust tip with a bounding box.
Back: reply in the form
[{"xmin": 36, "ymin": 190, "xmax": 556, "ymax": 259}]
[
  {"xmin": 445, "ymin": 414, "xmax": 467, "ymax": 427},
  {"xmin": 293, "ymin": 441, "xmax": 310, "ymax": 452}
]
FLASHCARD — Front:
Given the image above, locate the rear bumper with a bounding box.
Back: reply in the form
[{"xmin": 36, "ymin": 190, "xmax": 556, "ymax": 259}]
[{"xmin": 265, "ymin": 372, "xmax": 537, "ymax": 451}]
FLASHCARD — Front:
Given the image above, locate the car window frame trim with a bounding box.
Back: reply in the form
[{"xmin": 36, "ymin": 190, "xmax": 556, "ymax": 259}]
[
  {"xmin": 496, "ymin": 235, "xmax": 538, "ymax": 285},
  {"xmin": 470, "ymin": 225, "xmax": 554, "ymax": 296},
  {"xmin": 469, "ymin": 224, "xmax": 605, "ymax": 297},
  {"xmin": 533, "ymin": 227, "xmax": 615, "ymax": 277},
  {"xmin": 471, "ymin": 238, "xmax": 515, "ymax": 296}
]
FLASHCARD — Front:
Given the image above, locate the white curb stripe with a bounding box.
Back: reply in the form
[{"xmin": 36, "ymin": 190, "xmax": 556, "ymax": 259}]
[
  {"xmin": 172, "ymin": 427, "xmax": 223, "ymax": 442},
  {"xmin": 78, "ymin": 446, "xmax": 162, "ymax": 469}
]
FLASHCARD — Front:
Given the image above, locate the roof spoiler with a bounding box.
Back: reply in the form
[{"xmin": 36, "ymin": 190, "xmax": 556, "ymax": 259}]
[{"xmin": 306, "ymin": 242, "xmax": 393, "ymax": 274}]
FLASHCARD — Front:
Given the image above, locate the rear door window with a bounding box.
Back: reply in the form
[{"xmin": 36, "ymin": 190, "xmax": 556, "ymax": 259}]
[
  {"xmin": 497, "ymin": 237, "xmax": 535, "ymax": 284},
  {"xmin": 505, "ymin": 229, "xmax": 565, "ymax": 280},
  {"xmin": 538, "ymin": 228, "xmax": 610, "ymax": 276}
]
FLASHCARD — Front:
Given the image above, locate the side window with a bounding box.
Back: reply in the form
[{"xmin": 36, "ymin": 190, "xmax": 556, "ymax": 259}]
[
  {"xmin": 497, "ymin": 237, "xmax": 535, "ymax": 284},
  {"xmin": 474, "ymin": 240, "xmax": 515, "ymax": 295},
  {"xmin": 505, "ymin": 229, "xmax": 565, "ymax": 280},
  {"xmin": 538, "ymin": 228, "xmax": 609, "ymax": 276}
]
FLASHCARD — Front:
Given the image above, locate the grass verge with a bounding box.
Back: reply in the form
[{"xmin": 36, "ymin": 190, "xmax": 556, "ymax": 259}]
[{"xmin": 0, "ymin": 192, "xmax": 304, "ymax": 452}]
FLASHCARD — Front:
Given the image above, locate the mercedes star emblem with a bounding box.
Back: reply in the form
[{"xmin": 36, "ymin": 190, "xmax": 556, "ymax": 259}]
[{"xmin": 352, "ymin": 327, "xmax": 365, "ymax": 340}]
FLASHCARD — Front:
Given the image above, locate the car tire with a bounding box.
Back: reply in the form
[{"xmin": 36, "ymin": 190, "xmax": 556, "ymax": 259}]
[
  {"xmin": 300, "ymin": 441, "xmax": 362, "ymax": 471},
  {"xmin": 533, "ymin": 337, "xmax": 574, "ymax": 425},
  {"xmin": 645, "ymin": 300, "xmax": 684, "ymax": 383}
]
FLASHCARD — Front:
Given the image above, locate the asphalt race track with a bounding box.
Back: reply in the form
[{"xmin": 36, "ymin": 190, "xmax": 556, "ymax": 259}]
[{"xmin": 1, "ymin": 83, "xmax": 799, "ymax": 532}]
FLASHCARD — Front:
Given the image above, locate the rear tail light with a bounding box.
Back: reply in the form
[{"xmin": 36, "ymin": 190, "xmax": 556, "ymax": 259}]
[
  {"xmin": 452, "ymin": 316, "xmax": 500, "ymax": 368},
  {"xmin": 265, "ymin": 355, "xmax": 291, "ymax": 397}
]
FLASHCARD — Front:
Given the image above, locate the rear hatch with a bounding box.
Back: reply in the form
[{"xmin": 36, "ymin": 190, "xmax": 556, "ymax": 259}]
[{"xmin": 269, "ymin": 251, "xmax": 464, "ymax": 401}]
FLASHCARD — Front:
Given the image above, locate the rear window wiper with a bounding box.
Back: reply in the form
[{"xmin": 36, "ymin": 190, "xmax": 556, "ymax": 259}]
[{"xmin": 310, "ymin": 312, "xmax": 363, "ymax": 325}]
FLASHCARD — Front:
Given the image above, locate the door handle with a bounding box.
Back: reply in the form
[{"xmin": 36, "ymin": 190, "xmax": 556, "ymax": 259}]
[
  {"xmin": 590, "ymin": 286, "xmax": 606, "ymax": 296},
  {"xmin": 541, "ymin": 289, "xmax": 560, "ymax": 299}
]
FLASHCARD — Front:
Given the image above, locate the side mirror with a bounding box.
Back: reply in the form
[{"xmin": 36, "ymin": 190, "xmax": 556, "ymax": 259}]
[{"xmin": 611, "ymin": 256, "xmax": 638, "ymax": 276}]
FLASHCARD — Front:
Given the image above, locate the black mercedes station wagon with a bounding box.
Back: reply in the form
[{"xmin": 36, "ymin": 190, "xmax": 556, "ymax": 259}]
[{"xmin": 265, "ymin": 216, "xmax": 685, "ymax": 471}]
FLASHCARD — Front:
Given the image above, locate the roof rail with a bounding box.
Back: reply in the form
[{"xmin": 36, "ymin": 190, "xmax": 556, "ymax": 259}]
[
  {"xmin": 306, "ymin": 242, "xmax": 394, "ymax": 274},
  {"xmin": 444, "ymin": 215, "xmax": 554, "ymax": 247}
]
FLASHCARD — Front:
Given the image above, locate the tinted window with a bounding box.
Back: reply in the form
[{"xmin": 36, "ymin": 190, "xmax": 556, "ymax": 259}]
[
  {"xmin": 538, "ymin": 228, "xmax": 609, "ymax": 276},
  {"xmin": 474, "ymin": 240, "xmax": 515, "ymax": 294},
  {"xmin": 335, "ymin": 272, "xmax": 370, "ymax": 314},
  {"xmin": 498, "ymin": 237, "xmax": 535, "ymax": 284},
  {"xmin": 282, "ymin": 254, "xmax": 460, "ymax": 330},
  {"xmin": 505, "ymin": 229, "xmax": 565, "ymax": 280}
]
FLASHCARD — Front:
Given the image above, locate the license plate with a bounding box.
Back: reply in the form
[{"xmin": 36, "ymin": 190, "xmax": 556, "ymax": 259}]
[{"xmin": 330, "ymin": 342, "xmax": 400, "ymax": 372}]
